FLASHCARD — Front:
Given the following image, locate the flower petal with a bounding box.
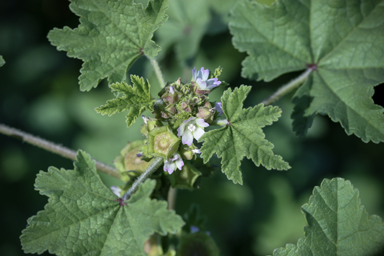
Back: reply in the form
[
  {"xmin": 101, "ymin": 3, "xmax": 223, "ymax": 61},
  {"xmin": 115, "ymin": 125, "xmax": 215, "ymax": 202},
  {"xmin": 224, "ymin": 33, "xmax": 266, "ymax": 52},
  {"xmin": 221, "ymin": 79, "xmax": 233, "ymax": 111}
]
[
  {"xmin": 192, "ymin": 67, "xmax": 197, "ymax": 81},
  {"xmin": 193, "ymin": 127, "xmax": 205, "ymax": 141},
  {"xmin": 200, "ymin": 67, "xmax": 209, "ymax": 81},
  {"xmin": 195, "ymin": 118, "xmax": 209, "ymax": 128},
  {"xmin": 175, "ymin": 158, "xmax": 184, "ymax": 170},
  {"xmin": 182, "ymin": 131, "xmax": 194, "ymax": 146}
]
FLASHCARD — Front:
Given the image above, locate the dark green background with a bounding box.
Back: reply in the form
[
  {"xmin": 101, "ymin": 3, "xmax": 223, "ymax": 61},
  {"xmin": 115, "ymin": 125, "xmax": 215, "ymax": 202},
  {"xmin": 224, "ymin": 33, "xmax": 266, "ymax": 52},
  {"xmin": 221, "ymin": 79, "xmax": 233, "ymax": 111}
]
[{"xmin": 1, "ymin": 0, "xmax": 383, "ymax": 255}]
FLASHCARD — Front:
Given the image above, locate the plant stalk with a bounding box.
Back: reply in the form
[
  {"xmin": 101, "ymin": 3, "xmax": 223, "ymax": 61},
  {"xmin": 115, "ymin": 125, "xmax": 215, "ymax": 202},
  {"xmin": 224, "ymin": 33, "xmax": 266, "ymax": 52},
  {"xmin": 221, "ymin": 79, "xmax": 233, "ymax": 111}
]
[
  {"xmin": 261, "ymin": 68, "xmax": 313, "ymax": 106},
  {"xmin": 149, "ymin": 58, "xmax": 166, "ymax": 89},
  {"xmin": 122, "ymin": 157, "xmax": 163, "ymax": 200},
  {"xmin": 0, "ymin": 123, "xmax": 121, "ymax": 180}
]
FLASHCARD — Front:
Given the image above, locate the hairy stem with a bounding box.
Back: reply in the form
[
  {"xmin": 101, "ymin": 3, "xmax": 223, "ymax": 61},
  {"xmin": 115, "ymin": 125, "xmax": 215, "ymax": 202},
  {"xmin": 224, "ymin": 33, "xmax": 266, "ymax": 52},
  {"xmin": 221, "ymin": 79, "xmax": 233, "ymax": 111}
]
[
  {"xmin": 261, "ymin": 68, "xmax": 313, "ymax": 106},
  {"xmin": 0, "ymin": 123, "xmax": 121, "ymax": 180},
  {"xmin": 122, "ymin": 157, "xmax": 163, "ymax": 200},
  {"xmin": 149, "ymin": 58, "xmax": 166, "ymax": 89}
]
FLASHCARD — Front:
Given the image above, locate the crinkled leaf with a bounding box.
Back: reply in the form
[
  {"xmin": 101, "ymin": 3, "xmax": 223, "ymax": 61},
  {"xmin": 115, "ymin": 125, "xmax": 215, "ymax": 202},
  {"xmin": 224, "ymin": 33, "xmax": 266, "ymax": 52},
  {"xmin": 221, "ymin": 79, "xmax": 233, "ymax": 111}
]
[
  {"xmin": 271, "ymin": 178, "xmax": 384, "ymax": 256},
  {"xmin": 230, "ymin": 0, "xmax": 384, "ymax": 143},
  {"xmin": 20, "ymin": 150, "xmax": 184, "ymax": 256},
  {"xmin": 156, "ymin": 0, "xmax": 210, "ymax": 61},
  {"xmin": 199, "ymin": 85, "xmax": 290, "ymax": 185},
  {"xmin": 0, "ymin": 56, "xmax": 5, "ymax": 67},
  {"xmin": 96, "ymin": 75, "xmax": 155, "ymax": 127},
  {"xmin": 48, "ymin": 0, "xmax": 168, "ymax": 91}
]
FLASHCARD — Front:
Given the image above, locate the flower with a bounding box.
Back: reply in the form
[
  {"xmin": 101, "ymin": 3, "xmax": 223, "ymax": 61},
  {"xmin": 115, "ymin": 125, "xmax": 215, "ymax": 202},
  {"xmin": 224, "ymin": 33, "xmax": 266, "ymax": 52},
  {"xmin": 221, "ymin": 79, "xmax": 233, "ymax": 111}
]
[
  {"xmin": 164, "ymin": 153, "xmax": 184, "ymax": 174},
  {"xmin": 192, "ymin": 67, "xmax": 221, "ymax": 91},
  {"xmin": 215, "ymin": 102, "xmax": 223, "ymax": 116},
  {"xmin": 177, "ymin": 117, "xmax": 209, "ymax": 146}
]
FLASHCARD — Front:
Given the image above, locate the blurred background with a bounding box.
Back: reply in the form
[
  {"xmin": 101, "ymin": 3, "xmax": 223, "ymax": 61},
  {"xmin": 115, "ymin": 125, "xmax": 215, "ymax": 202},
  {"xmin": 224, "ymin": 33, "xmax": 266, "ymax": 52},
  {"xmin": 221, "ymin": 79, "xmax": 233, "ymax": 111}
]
[{"xmin": 1, "ymin": 0, "xmax": 383, "ymax": 255}]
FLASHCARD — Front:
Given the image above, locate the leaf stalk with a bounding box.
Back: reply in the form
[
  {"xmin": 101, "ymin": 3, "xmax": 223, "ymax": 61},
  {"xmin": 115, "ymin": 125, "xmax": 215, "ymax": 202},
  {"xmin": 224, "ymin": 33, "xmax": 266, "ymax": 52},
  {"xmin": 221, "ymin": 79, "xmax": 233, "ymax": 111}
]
[
  {"xmin": 122, "ymin": 157, "xmax": 163, "ymax": 200},
  {"xmin": 261, "ymin": 68, "xmax": 313, "ymax": 105},
  {"xmin": 149, "ymin": 57, "xmax": 166, "ymax": 88}
]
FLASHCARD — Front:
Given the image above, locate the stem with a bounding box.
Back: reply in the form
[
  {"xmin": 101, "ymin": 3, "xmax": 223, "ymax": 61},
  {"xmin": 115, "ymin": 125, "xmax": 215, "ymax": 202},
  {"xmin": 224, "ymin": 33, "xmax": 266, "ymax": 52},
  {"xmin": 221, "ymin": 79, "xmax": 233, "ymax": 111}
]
[
  {"xmin": 261, "ymin": 68, "xmax": 313, "ymax": 106},
  {"xmin": 149, "ymin": 58, "xmax": 166, "ymax": 89},
  {"xmin": 122, "ymin": 157, "xmax": 163, "ymax": 200},
  {"xmin": 167, "ymin": 187, "xmax": 177, "ymax": 210},
  {"xmin": 0, "ymin": 123, "xmax": 121, "ymax": 180}
]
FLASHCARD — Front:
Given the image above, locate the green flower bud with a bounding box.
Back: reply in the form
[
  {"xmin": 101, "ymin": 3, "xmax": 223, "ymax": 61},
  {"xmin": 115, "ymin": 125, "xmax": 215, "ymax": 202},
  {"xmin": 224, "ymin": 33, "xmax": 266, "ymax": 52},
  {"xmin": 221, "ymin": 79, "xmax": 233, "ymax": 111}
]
[
  {"xmin": 169, "ymin": 162, "xmax": 201, "ymax": 190},
  {"xmin": 196, "ymin": 102, "xmax": 214, "ymax": 123},
  {"xmin": 177, "ymin": 232, "xmax": 219, "ymax": 256},
  {"xmin": 140, "ymin": 116, "xmax": 162, "ymax": 137},
  {"xmin": 148, "ymin": 126, "xmax": 180, "ymax": 160}
]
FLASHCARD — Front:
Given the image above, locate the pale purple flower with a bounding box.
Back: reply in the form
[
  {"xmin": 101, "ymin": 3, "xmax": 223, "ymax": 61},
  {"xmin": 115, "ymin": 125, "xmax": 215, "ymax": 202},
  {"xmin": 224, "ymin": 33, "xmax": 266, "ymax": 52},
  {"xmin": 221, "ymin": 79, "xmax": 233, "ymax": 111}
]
[
  {"xmin": 111, "ymin": 186, "xmax": 122, "ymax": 197},
  {"xmin": 192, "ymin": 67, "xmax": 221, "ymax": 91},
  {"xmin": 164, "ymin": 153, "xmax": 184, "ymax": 174},
  {"xmin": 215, "ymin": 102, "xmax": 223, "ymax": 116},
  {"xmin": 169, "ymin": 85, "xmax": 175, "ymax": 94},
  {"xmin": 177, "ymin": 117, "xmax": 209, "ymax": 146}
]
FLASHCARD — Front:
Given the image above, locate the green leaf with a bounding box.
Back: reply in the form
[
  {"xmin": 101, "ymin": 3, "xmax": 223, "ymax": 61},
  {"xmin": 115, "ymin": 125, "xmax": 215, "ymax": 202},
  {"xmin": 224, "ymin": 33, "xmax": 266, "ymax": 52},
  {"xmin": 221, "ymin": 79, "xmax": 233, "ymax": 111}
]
[
  {"xmin": 199, "ymin": 85, "xmax": 290, "ymax": 185},
  {"xmin": 96, "ymin": 75, "xmax": 155, "ymax": 127},
  {"xmin": 156, "ymin": 0, "xmax": 210, "ymax": 61},
  {"xmin": 230, "ymin": 0, "xmax": 384, "ymax": 143},
  {"xmin": 0, "ymin": 56, "xmax": 5, "ymax": 67},
  {"xmin": 48, "ymin": 0, "xmax": 168, "ymax": 91},
  {"xmin": 20, "ymin": 150, "xmax": 184, "ymax": 256},
  {"xmin": 271, "ymin": 178, "xmax": 384, "ymax": 256}
]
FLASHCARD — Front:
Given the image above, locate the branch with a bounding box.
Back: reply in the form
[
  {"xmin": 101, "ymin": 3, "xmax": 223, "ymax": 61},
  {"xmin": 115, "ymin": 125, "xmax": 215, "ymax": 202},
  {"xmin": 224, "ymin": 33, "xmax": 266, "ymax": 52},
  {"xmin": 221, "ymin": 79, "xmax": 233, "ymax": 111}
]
[{"xmin": 0, "ymin": 123, "xmax": 121, "ymax": 180}]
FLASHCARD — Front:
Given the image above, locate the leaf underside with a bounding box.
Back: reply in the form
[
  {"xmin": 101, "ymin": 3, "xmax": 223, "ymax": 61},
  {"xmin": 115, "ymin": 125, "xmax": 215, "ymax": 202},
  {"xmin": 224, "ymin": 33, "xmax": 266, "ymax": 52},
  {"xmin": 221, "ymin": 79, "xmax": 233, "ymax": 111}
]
[
  {"xmin": 20, "ymin": 150, "xmax": 184, "ymax": 256},
  {"xmin": 230, "ymin": 0, "xmax": 384, "ymax": 143},
  {"xmin": 48, "ymin": 0, "xmax": 169, "ymax": 91},
  {"xmin": 199, "ymin": 85, "xmax": 290, "ymax": 185},
  {"xmin": 271, "ymin": 178, "xmax": 384, "ymax": 256},
  {"xmin": 95, "ymin": 75, "xmax": 155, "ymax": 128}
]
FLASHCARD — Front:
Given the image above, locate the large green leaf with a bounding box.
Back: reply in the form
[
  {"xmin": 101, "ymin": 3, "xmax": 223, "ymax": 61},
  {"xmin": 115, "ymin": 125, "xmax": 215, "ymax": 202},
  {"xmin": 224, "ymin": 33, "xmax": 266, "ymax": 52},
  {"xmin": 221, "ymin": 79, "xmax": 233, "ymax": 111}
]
[
  {"xmin": 20, "ymin": 151, "xmax": 184, "ymax": 256},
  {"xmin": 48, "ymin": 0, "xmax": 168, "ymax": 91},
  {"xmin": 271, "ymin": 178, "xmax": 384, "ymax": 256},
  {"xmin": 229, "ymin": 0, "xmax": 384, "ymax": 143},
  {"xmin": 199, "ymin": 85, "xmax": 290, "ymax": 185},
  {"xmin": 96, "ymin": 75, "xmax": 155, "ymax": 127}
]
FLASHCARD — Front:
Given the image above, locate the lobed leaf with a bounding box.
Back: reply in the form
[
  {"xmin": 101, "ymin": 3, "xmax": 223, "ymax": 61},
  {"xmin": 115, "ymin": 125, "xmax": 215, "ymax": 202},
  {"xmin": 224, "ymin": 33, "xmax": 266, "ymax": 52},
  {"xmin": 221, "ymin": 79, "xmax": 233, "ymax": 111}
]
[
  {"xmin": 96, "ymin": 75, "xmax": 155, "ymax": 127},
  {"xmin": 199, "ymin": 85, "xmax": 290, "ymax": 185},
  {"xmin": 48, "ymin": 0, "xmax": 168, "ymax": 91},
  {"xmin": 271, "ymin": 178, "xmax": 384, "ymax": 256},
  {"xmin": 20, "ymin": 150, "xmax": 184, "ymax": 256},
  {"xmin": 229, "ymin": 0, "xmax": 384, "ymax": 143}
]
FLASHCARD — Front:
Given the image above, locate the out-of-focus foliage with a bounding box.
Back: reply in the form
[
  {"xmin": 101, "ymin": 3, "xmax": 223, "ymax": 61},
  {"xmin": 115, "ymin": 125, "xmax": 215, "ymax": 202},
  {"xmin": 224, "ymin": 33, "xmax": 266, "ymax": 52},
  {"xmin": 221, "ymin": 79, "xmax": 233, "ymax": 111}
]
[{"xmin": 271, "ymin": 178, "xmax": 384, "ymax": 256}]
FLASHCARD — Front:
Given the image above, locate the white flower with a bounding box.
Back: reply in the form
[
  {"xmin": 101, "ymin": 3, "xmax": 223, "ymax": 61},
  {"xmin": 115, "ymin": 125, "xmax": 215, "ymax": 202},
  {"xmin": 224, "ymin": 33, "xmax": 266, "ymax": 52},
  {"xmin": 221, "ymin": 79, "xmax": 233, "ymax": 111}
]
[
  {"xmin": 177, "ymin": 117, "xmax": 209, "ymax": 146},
  {"xmin": 164, "ymin": 153, "xmax": 184, "ymax": 174},
  {"xmin": 192, "ymin": 67, "xmax": 221, "ymax": 91}
]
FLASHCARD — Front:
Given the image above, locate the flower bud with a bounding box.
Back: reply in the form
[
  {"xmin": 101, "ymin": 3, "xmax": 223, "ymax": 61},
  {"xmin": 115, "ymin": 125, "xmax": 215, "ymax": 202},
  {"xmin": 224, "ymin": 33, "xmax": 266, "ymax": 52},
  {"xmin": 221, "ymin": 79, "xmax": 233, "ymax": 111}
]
[
  {"xmin": 140, "ymin": 117, "xmax": 162, "ymax": 137},
  {"xmin": 196, "ymin": 102, "xmax": 214, "ymax": 123}
]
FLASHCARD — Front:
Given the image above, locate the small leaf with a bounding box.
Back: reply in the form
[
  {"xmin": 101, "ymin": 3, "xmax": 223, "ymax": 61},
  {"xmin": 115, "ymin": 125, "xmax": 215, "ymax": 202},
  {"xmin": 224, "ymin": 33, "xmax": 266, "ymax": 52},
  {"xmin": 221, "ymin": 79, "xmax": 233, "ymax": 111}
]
[
  {"xmin": 48, "ymin": 0, "xmax": 169, "ymax": 91},
  {"xmin": 199, "ymin": 85, "xmax": 290, "ymax": 185},
  {"xmin": 96, "ymin": 75, "xmax": 155, "ymax": 127},
  {"xmin": 20, "ymin": 150, "xmax": 184, "ymax": 256},
  {"xmin": 230, "ymin": 0, "xmax": 384, "ymax": 143},
  {"xmin": 271, "ymin": 178, "xmax": 384, "ymax": 256}
]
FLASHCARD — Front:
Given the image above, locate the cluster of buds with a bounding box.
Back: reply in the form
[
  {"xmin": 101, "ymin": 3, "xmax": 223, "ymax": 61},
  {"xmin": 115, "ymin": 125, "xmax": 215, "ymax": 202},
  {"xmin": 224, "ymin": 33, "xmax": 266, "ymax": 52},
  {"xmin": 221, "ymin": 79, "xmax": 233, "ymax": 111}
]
[{"xmin": 118, "ymin": 67, "xmax": 225, "ymax": 189}]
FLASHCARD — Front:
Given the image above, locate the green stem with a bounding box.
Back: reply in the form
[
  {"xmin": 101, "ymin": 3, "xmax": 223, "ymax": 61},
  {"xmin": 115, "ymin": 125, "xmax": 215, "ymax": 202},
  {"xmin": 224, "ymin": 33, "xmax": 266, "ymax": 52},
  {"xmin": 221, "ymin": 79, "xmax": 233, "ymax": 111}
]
[
  {"xmin": 122, "ymin": 157, "xmax": 163, "ymax": 200},
  {"xmin": 149, "ymin": 58, "xmax": 166, "ymax": 88},
  {"xmin": 261, "ymin": 68, "xmax": 313, "ymax": 106},
  {"xmin": 0, "ymin": 123, "xmax": 121, "ymax": 180}
]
